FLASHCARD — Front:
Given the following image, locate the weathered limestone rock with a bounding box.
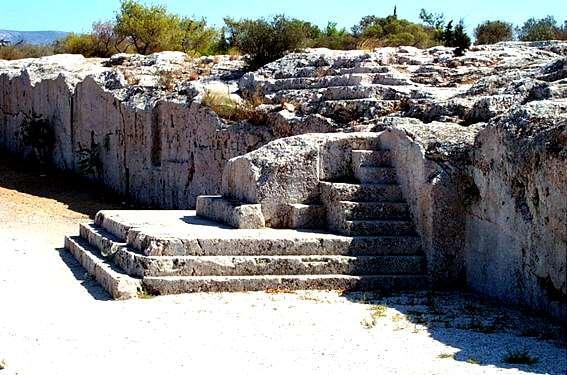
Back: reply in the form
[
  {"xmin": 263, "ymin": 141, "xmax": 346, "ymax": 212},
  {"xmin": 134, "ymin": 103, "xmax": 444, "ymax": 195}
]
[
  {"xmin": 0, "ymin": 53, "xmax": 274, "ymax": 208},
  {"xmin": 2, "ymin": 42, "xmax": 565, "ymax": 319},
  {"xmin": 466, "ymin": 100, "xmax": 567, "ymax": 319}
]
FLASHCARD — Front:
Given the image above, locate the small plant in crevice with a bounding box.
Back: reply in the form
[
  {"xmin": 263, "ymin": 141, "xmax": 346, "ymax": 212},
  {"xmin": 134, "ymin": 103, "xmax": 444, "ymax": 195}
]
[
  {"xmin": 76, "ymin": 140, "xmax": 102, "ymax": 177},
  {"xmin": 466, "ymin": 357, "xmax": 480, "ymax": 365},
  {"xmin": 360, "ymin": 304, "xmax": 388, "ymax": 329},
  {"xmin": 438, "ymin": 353, "xmax": 455, "ymax": 360},
  {"xmin": 502, "ymin": 349, "xmax": 539, "ymax": 365},
  {"xmin": 138, "ymin": 289, "xmax": 156, "ymax": 299},
  {"xmin": 20, "ymin": 114, "xmax": 55, "ymax": 164}
]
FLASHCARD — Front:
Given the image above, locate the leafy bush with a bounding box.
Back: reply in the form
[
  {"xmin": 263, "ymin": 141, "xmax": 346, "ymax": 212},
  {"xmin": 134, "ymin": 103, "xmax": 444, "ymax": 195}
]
[
  {"xmin": 518, "ymin": 16, "xmax": 560, "ymax": 41},
  {"xmin": 114, "ymin": 0, "xmax": 180, "ymax": 54},
  {"xmin": 114, "ymin": 0, "xmax": 218, "ymax": 56},
  {"xmin": 353, "ymin": 14, "xmax": 438, "ymax": 48},
  {"xmin": 21, "ymin": 114, "xmax": 55, "ymax": 162},
  {"xmin": 54, "ymin": 21, "xmax": 131, "ymax": 57},
  {"xmin": 443, "ymin": 20, "xmax": 471, "ymax": 56},
  {"xmin": 474, "ymin": 21, "xmax": 513, "ymax": 45},
  {"xmin": 313, "ymin": 22, "xmax": 357, "ymax": 50},
  {"xmin": 0, "ymin": 43, "xmax": 54, "ymax": 60},
  {"xmin": 224, "ymin": 15, "xmax": 313, "ymax": 68}
]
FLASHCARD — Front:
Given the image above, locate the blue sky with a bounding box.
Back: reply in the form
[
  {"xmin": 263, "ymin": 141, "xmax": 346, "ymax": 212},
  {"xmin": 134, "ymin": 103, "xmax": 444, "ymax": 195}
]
[{"xmin": 1, "ymin": 0, "xmax": 566, "ymax": 33}]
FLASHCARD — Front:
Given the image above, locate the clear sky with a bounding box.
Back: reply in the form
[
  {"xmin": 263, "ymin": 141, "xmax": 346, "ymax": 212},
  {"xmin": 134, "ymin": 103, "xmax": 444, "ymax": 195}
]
[{"xmin": 1, "ymin": 0, "xmax": 566, "ymax": 33}]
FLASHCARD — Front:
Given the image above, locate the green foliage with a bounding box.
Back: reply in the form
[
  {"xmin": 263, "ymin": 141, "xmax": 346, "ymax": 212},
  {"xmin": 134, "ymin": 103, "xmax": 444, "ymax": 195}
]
[
  {"xmin": 314, "ymin": 22, "xmax": 356, "ymax": 50},
  {"xmin": 353, "ymin": 14, "xmax": 438, "ymax": 48},
  {"xmin": 557, "ymin": 21, "xmax": 567, "ymax": 40},
  {"xmin": 224, "ymin": 15, "xmax": 312, "ymax": 68},
  {"xmin": 54, "ymin": 21, "xmax": 131, "ymax": 57},
  {"xmin": 518, "ymin": 16, "xmax": 561, "ymax": 41},
  {"xmin": 443, "ymin": 20, "xmax": 471, "ymax": 56},
  {"xmin": 419, "ymin": 9, "xmax": 445, "ymax": 30},
  {"xmin": 177, "ymin": 18, "xmax": 219, "ymax": 56},
  {"xmin": 114, "ymin": 0, "xmax": 218, "ymax": 56},
  {"xmin": 474, "ymin": 21, "xmax": 514, "ymax": 45},
  {"xmin": 114, "ymin": 0, "xmax": 178, "ymax": 54},
  {"xmin": 0, "ymin": 43, "xmax": 54, "ymax": 60},
  {"xmin": 21, "ymin": 114, "xmax": 55, "ymax": 163}
]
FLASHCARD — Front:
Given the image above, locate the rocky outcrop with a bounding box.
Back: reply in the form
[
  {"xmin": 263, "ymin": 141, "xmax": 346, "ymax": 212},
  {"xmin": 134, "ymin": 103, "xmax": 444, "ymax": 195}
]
[
  {"xmin": 466, "ymin": 100, "xmax": 566, "ymax": 319},
  {"xmin": 0, "ymin": 53, "xmax": 277, "ymax": 207},
  {"xmin": 2, "ymin": 42, "xmax": 566, "ymax": 318},
  {"xmin": 197, "ymin": 41, "xmax": 567, "ymax": 318}
]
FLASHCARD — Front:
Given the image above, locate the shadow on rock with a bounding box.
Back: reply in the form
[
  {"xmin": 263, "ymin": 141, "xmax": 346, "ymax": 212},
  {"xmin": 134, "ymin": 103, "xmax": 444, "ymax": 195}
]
[{"xmin": 344, "ymin": 290, "xmax": 567, "ymax": 375}]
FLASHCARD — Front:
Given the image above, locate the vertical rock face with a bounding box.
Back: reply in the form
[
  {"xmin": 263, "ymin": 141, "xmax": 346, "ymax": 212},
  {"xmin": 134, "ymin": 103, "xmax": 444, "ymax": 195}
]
[
  {"xmin": 1, "ymin": 42, "xmax": 566, "ymax": 318},
  {"xmin": 466, "ymin": 101, "xmax": 566, "ymax": 319},
  {"xmin": 0, "ymin": 53, "xmax": 276, "ymax": 208}
]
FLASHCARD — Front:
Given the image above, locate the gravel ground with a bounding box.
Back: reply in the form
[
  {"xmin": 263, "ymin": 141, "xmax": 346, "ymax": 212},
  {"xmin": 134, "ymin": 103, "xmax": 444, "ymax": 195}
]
[{"xmin": 0, "ymin": 157, "xmax": 565, "ymax": 375}]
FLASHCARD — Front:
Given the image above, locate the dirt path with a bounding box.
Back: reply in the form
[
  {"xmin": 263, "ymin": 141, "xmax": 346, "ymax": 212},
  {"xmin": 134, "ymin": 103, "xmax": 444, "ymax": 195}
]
[{"xmin": 0, "ymin": 155, "xmax": 565, "ymax": 375}]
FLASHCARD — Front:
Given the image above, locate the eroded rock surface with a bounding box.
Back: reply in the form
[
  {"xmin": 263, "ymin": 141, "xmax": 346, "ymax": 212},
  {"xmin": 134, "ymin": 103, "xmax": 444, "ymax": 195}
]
[{"xmin": 1, "ymin": 42, "xmax": 566, "ymax": 319}]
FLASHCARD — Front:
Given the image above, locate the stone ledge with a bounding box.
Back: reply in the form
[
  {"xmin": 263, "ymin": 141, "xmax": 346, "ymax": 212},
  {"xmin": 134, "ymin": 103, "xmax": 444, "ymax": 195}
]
[
  {"xmin": 64, "ymin": 236, "xmax": 142, "ymax": 299},
  {"xmin": 196, "ymin": 195, "xmax": 265, "ymax": 229}
]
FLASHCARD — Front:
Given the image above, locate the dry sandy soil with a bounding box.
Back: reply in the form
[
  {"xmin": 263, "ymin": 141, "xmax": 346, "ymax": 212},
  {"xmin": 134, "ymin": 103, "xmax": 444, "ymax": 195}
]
[{"xmin": 0, "ymin": 155, "xmax": 565, "ymax": 375}]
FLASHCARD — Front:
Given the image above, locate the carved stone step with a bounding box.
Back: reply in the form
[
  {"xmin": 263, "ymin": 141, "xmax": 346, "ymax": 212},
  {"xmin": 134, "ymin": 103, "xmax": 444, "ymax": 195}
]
[
  {"xmin": 352, "ymin": 149, "xmax": 392, "ymax": 168},
  {"xmin": 354, "ymin": 166, "xmax": 398, "ymax": 184},
  {"xmin": 80, "ymin": 223, "xmax": 423, "ymax": 260},
  {"xmin": 337, "ymin": 220, "xmax": 415, "ymax": 236},
  {"xmin": 336, "ymin": 201, "xmax": 410, "ymax": 220},
  {"xmin": 320, "ymin": 181, "xmax": 403, "ymax": 203},
  {"xmin": 64, "ymin": 236, "xmax": 142, "ymax": 300},
  {"xmin": 143, "ymin": 274, "xmax": 428, "ymax": 295}
]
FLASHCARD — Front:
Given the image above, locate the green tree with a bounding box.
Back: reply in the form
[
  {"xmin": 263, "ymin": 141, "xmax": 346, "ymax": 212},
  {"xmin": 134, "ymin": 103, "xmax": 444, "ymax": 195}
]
[
  {"xmin": 518, "ymin": 16, "xmax": 559, "ymax": 41},
  {"xmin": 443, "ymin": 20, "xmax": 471, "ymax": 56},
  {"xmin": 224, "ymin": 15, "xmax": 313, "ymax": 68},
  {"xmin": 114, "ymin": 0, "xmax": 218, "ymax": 56},
  {"xmin": 474, "ymin": 21, "xmax": 513, "ymax": 45},
  {"xmin": 314, "ymin": 22, "xmax": 356, "ymax": 50},
  {"xmin": 419, "ymin": 9, "xmax": 445, "ymax": 30},
  {"xmin": 114, "ymin": 0, "xmax": 180, "ymax": 54},
  {"xmin": 178, "ymin": 18, "xmax": 219, "ymax": 56},
  {"xmin": 453, "ymin": 21, "xmax": 471, "ymax": 55},
  {"xmin": 353, "ymin": 14, "xmax": 437, "ymax": 48}
]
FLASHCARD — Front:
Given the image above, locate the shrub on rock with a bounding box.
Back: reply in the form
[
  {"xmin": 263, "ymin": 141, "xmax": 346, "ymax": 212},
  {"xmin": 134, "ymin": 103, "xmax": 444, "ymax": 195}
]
[
  {"xmin": 518, "ymin": 16, "xmax": 561, "ymax": 41},
  {"xmin": 474, "ymin": 21, "xmax": 513, "ymax": 45},
  {"xmin": 224, "ymin": 15, "xmax": 314, "ymax": 69}
]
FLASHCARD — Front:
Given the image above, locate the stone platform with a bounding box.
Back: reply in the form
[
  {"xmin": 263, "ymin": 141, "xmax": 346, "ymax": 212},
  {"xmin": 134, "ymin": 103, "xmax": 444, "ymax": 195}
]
[{"xmin": 65, "ymin": 210, "xmax": 427, "ymax": 299}]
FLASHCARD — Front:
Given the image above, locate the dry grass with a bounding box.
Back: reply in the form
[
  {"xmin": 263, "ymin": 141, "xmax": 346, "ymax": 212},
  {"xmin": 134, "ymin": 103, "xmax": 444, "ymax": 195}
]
[
  {"xmin": 356, "ymin": 38, "xmax": 383, "ymax": 50},
  {"xmin": 201, "ymin": 89, "xmax": 266, "ymax": 124},
  {"xmin": 228, "ymin": 47, "xmax": 241, "ymax": 61},
  {"xmin": 119, "ymin": 69, "xmax": 141, "ymax": 86}
]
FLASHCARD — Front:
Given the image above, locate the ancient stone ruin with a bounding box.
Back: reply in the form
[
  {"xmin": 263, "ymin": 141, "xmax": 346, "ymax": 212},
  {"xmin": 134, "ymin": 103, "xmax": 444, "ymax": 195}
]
[{"xmin": 1, "ymin": 41, "xmax": 565, "ymax": 319}]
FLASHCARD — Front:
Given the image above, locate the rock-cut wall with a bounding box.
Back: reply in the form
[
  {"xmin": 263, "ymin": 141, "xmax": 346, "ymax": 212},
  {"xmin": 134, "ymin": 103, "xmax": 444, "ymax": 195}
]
[{"xmin": 0, "ymin": 54, "xmax": 275, "ymax": 208}]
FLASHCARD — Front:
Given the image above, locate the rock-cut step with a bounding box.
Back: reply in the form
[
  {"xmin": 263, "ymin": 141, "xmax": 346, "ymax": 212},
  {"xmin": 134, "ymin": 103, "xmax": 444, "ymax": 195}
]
[
  {"xmin": 352, "ymin": 149, "xmax": 392, "ymax": 167},
  {"xmin": 64, "ymin": 236, "xmax": 142, "ymax": 299},
  {"xmin": 320, "ymin": 181, "xmax": 404, "ymax": 203},
  {"xmin": 337, "ymin": 220, "xmax": 416, "ymax": 236},
  {"xmin": 142, "ymin": 274, "xmax": 428, "ymax": 295},
  {"xmin": 111, "ymin": 254, "xmax": 425, "ymax": 277},
  {"xmin": 354, "ymin": 166, "xmax": 397, "ymax": 184},
  {"xmin": 337, "ymin": 201, "xmax": 410, "ymax": 220}
]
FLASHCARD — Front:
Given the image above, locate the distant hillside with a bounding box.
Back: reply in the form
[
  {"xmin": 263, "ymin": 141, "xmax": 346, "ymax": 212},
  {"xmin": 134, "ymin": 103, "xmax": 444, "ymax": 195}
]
[{"xmin": 0, "ymin": 30, "xmax": 68, "ymax": 45}]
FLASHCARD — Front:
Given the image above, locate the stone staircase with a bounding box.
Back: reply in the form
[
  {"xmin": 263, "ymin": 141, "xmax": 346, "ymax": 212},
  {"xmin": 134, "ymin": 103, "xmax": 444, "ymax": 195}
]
[
  {"xmin": 64, "ymin": 138, "xmax": 428, "ymax": 299},
  {"xmin": 322, "ymin": 146, "xmax": 420, "ymax": 247}
]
